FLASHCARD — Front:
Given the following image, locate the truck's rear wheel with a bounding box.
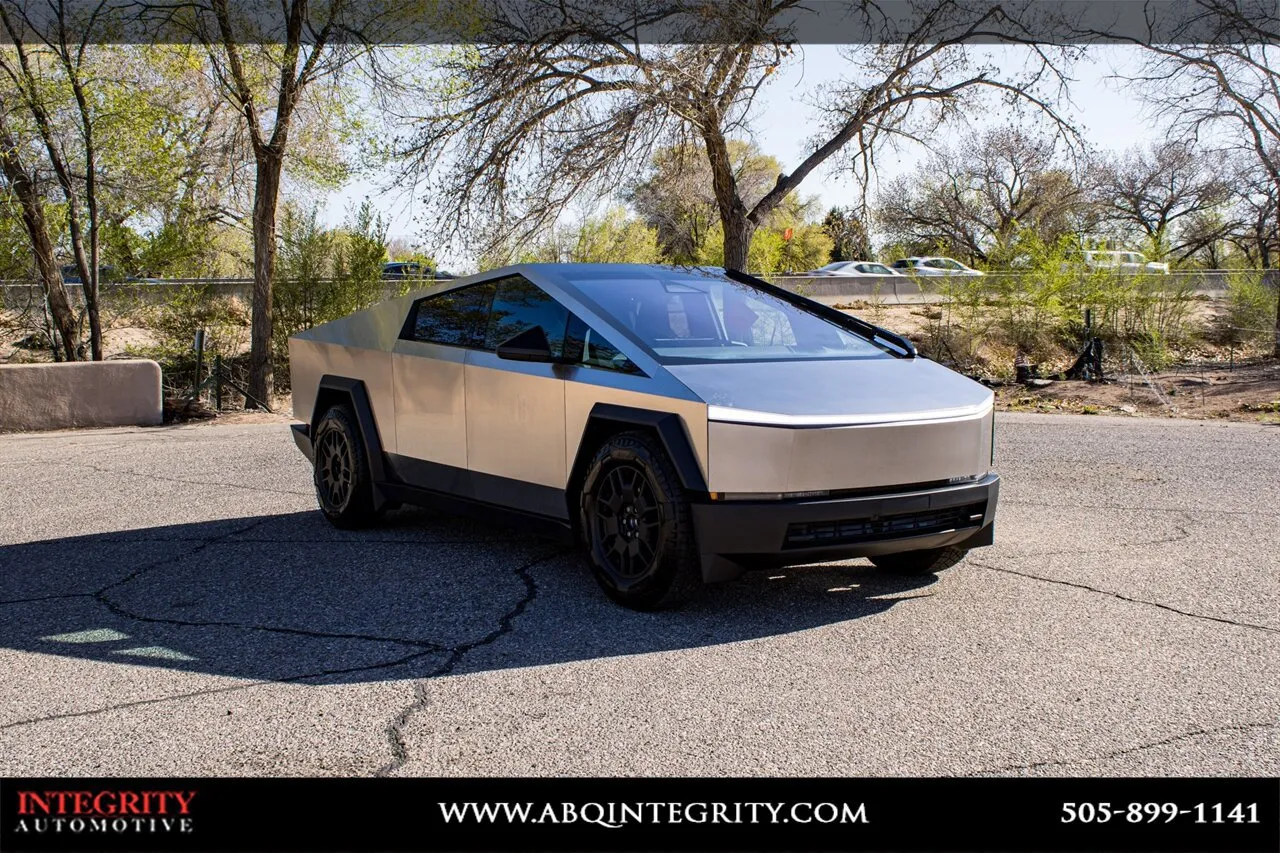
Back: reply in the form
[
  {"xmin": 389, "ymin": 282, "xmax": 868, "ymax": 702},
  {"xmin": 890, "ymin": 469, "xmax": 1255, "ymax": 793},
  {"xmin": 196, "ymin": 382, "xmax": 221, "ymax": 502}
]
[
  {"xmin": 313, "ymin": 404, "xmax": 378, "ymax": 529},
  {"xmin": 870, "ymin": 545, "xmax": 967, "ymax": 575}
]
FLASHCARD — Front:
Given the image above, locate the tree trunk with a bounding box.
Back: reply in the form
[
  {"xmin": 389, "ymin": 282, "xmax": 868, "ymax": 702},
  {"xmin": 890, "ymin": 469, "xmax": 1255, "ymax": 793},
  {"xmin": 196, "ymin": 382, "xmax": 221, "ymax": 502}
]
[
  {"xmin": 66, "ymin": 46, "xmax": 103, "ymax": 360},
  {"xmin": 701, "ymin": 127, "xmax": 754, "ymax": 271},
  {"xmin": 78, "ymin": 96, "xmax": 102, "ymax": 361},
  {"xmin": 0, "ymin": 113, "xmax": 78, "ymax": 361},
  {"xmin": 722, "ymin": 210, "xmax": 754, "ymax": 272},
  {"xmin": 1268, "ymin": 267, "xmax": 1280, "ymax": 359},
  {"xmin": 247, "ymin": 153, "xmax": 283, "ymax": 408}
]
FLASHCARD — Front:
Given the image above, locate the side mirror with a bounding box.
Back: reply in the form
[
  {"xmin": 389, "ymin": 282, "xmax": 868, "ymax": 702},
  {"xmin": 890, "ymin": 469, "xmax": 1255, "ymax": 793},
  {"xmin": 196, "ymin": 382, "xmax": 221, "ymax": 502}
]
[{"xmin": 496, "ymin": 325, "xmax": 557, "ymax": 363}]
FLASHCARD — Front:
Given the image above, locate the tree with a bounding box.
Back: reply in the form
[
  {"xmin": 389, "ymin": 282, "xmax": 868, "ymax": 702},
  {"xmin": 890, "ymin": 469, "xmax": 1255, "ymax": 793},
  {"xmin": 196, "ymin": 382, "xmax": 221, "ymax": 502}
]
[
  {"xmin": 629, "ymin": 140, "xmax": 781, "ymax": 263},
  {"xmin": 396, "ymin": 1, "xmax": 1078, "ymax": 272},
  {"xmin": 0, "ymin": 0, "xmax": 111, "ymax": 358},
  {"xmin": 1087, "ymin": 140, "xmax": 1232, "ymax": 263},
  {"xmin": 1225, "ymin": 160, "xmax": 1280, "ymax": 268},
  {"xmin": 1123, "ymin": 1, "xmax": 1280, "ymax": 352},
  {"xmin": 182, "ymin": 0, "xmax": 383, "ymax": 406},
  {"xmin": 0, "ymin": 103, "xmax": 78, "ymax": 359},
  {"xmin": 822, "ymin": 207, "xmax": 872, "ymax": 262},
  {"xmin": 877, "ymin": 126, "xmax": 1088, "ymax": 265},
  {"xmin": 512, "ymin": 208, "xmax": 662, "ymax": 265},
  {"xmin": 0, "ymin": 5, "xmax": 225, "ymax": 358}
]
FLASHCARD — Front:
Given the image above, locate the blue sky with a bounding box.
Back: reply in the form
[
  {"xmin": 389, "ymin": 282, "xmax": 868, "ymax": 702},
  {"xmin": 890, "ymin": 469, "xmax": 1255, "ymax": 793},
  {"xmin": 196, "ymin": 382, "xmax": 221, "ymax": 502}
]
[{"xmin": 322, "ymin": 45, "xmax": 1169, "ymax": 267}]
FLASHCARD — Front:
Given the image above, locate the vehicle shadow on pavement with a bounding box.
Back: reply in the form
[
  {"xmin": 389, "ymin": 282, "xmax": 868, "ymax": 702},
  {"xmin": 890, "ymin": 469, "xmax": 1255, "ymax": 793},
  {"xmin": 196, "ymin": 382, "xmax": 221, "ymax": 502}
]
[{"xmin": 0, "ymin": 506, "xmax": 937, "ymax": 685}]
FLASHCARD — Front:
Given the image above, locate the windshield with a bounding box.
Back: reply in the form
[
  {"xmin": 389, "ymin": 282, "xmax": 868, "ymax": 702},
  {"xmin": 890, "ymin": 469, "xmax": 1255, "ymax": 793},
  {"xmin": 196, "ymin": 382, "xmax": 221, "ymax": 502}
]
[{"xmin": 562, "ymin": 268, "xmax": 895, "ymax": 363}]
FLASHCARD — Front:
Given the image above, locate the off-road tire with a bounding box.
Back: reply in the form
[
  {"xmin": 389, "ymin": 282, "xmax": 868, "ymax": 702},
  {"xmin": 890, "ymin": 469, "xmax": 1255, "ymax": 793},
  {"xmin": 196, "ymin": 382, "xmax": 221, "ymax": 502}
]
[
  {"xmin": 870, "ymin": 545, "xmax": 968, "ymax": 575},
  {"xmin": 580, "ymin": 431, "xmax": 701, "ymax": 610},
  {"xmin": 312, "ymin": 404, "xmax": 378, "ymax": 529}
]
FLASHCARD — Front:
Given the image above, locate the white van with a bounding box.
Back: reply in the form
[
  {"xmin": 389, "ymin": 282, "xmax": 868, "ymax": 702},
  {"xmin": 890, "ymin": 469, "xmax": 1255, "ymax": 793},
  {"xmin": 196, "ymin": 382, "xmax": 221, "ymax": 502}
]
[{"xmin": 1081, "ymin": 250, "xmax": 1170, "ymax": 274}]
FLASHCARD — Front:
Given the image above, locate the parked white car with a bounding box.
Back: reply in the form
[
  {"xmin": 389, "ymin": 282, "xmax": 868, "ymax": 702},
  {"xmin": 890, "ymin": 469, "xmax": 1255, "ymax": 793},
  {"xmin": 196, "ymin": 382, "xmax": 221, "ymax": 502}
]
[
  {"xmin": 1080, "ymin": 250, "xmax": 1170, "ymax": 275},
  {"xmin": 891, "ymin": 257, "xmax": 985, "ymax": 276},
  {"xmin": 803, "ymin": 261, "xmax": 902, "ymax": 277}
]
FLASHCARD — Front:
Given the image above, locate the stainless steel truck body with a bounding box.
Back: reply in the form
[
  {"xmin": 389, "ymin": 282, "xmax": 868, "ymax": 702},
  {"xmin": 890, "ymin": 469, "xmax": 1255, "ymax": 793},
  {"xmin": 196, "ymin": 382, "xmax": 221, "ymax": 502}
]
[{"xmin": 290, "ymin": 264, "xmax": 998, "ymax": 609}]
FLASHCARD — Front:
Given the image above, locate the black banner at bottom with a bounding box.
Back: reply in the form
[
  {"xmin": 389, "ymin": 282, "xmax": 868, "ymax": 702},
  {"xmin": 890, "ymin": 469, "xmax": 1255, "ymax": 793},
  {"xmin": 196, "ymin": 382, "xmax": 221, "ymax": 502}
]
[{"xmin": 2, "ymin": 776, "xmax": 1276, "ymax": 852}]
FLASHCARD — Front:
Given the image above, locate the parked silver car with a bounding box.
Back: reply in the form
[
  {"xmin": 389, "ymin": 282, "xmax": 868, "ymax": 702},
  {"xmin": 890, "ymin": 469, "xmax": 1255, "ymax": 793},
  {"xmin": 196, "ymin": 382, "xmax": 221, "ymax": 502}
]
[
  {"xmin": 803, "ymin": 260, "xmax": 902, "ymax": 277},
  {"xmin": 1079, "ymin": 250, "xmax": 1170, "ymax": 275},
  {"xmin": 289, "ymin": 264, "xmax": 999, "ymax": 609},
  {"xmin": 891, "ymin": 257, "xmax": 985, "ymax": 276}
]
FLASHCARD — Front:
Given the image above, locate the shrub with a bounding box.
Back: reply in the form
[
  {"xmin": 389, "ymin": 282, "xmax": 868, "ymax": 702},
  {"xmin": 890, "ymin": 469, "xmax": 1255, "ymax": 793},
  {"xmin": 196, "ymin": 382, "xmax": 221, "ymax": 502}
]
[
  {"xmin": 272, "ymin": 201, "xmax": 390, "ymax": 382},
  {"xmin": 125, "ymin": 282, "xmax": 250, "ymax": 397},
  {"xmin": 1214, "ymin": 270, "xmax": 1278, "ymax": 349}
]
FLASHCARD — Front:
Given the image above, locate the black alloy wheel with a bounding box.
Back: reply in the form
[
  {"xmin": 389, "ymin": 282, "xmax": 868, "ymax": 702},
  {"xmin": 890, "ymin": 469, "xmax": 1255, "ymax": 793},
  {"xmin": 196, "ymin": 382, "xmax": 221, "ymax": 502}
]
[
  {"xmin": 580, "ymin": 431, "xmax": 700, "ymax": 610},
  {"xmin": 312, "ymin": 404, "xmax": 377, "ymax": 529},
  {"xmin": 592, "ymin": 461, "xmax": 665, "ymax": 581}
]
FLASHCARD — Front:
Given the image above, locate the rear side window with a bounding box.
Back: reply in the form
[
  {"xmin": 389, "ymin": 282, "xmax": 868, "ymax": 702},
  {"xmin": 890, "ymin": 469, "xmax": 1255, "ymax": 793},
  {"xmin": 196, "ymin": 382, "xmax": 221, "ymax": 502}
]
[
  {"xmin": 404, "ymin": 282, "xmax": 496, "ymax": 347},
  {"xmin": 484, "ymin": 277, "xmax": 570, "ymax": 356}
]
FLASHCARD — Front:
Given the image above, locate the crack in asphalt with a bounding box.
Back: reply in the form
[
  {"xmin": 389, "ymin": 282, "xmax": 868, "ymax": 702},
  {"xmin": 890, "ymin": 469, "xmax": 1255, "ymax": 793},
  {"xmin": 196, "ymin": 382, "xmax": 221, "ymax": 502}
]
[
  {"xmin": 0, "ymin": 646, "xmax": 444, "ymax": 731},
  {"xmin": 0, "ymin": 593, "xmax": 97, "ymax": 606},
  {"xmin": 993, "ymin": 519, "xmax": 1198, "ymax": 559},
  {"xmin": 971, "ymin": 559, "xmax": 1280, "ymax": 635},
  {"xmin": 376, "ymin": 548, "xmax": 571, "ymax": 778},
  {"xmin": 84, "ymin": 519, "xmax": 449, "ymax": 651},
  {"xmin": 972, "ymin": 720, "xmax": 1280, "ymax": 775},
  {"xmin": 67, "ymin": 460, "xmax": 313, "ymax": 499}
]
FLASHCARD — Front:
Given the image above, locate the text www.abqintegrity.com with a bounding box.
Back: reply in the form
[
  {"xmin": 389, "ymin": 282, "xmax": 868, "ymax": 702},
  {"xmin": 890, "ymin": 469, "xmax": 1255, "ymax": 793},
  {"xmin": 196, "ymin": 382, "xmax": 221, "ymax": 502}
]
[{"xmin": 438, "ymin": 801, "xmax": 870, "ymax": 828}]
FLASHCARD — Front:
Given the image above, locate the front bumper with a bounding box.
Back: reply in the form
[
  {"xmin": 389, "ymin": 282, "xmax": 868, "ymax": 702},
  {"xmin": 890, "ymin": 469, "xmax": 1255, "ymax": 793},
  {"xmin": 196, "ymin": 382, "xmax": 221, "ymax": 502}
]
[{"xmin": 690, "ymin": 474, "xmax": 999, "ymax": 581}]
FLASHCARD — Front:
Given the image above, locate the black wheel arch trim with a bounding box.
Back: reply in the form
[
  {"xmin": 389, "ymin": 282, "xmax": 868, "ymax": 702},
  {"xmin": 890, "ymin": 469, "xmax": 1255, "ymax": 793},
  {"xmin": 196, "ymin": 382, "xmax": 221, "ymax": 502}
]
[
  {"xmin": 572, "ymin": 403, "xmax": 709, "ymax": 496},
  {"xmin": 312, "ymin": 375, "xmax": 390, "ymax": 503}
]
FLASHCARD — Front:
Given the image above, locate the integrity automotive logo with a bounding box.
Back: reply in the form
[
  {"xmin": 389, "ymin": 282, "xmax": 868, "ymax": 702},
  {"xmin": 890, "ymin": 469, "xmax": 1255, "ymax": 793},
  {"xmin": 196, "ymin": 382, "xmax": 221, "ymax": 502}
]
[{"xmin": 10, "ymin": 789, "xmax": 197, "ymax": 836}]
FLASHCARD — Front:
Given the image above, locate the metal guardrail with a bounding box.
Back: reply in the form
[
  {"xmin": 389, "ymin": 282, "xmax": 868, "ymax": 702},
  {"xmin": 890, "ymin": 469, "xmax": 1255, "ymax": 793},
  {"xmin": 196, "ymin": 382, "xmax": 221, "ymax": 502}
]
[
  {"xmin": 0, "ymin": 270, "xmax": 1273, "ymax": 308},
  {"xmin": 0, "ymin": 277, "xmax": 424, "ymax": 306},
  {"xmin": 765, "ymin": 269, "xmax": 1275, "ymax": 305}
]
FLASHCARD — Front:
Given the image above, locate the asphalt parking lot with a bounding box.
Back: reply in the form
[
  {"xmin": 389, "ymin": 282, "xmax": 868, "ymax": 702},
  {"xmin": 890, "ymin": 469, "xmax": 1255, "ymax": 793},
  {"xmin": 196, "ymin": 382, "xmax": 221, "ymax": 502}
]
[{"xmin": 0, "ymin": 413, "xmax": 1277, "ymax": 776}]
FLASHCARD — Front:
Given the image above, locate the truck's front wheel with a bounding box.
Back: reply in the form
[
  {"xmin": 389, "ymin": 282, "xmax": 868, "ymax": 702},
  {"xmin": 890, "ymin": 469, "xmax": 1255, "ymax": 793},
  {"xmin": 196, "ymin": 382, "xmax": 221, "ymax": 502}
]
[{"xmin": 580, "ymin": 431, "xmax": 700, "ymax": 610}]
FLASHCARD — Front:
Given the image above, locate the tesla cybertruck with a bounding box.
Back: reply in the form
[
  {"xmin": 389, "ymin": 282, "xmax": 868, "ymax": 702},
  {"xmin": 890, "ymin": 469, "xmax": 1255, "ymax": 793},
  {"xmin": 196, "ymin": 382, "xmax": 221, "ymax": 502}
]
[{"xmin": 289, "ymin": 263, "xmax": 999, "ymax": 609}]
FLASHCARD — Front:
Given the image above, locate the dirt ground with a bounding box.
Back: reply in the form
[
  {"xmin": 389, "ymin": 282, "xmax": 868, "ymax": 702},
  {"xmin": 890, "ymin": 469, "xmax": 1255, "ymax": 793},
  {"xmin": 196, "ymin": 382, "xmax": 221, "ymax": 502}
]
[
  {"xmin": 831, "ymin": 302, "xmax": 1280, "ymax": 424},
  {"xmin": 992, "ymin": 360, "xmax": 1280, "ymax": 423}
]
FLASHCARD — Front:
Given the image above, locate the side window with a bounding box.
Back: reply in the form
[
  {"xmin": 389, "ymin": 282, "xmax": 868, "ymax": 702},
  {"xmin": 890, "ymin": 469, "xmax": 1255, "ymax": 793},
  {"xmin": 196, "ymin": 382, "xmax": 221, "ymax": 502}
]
[
  {"xmin": 483, "ymin": 276, "xmax": 570, "ymax": 355},
  {"xmin": 404, "ymin": 282, "xmax": 496, "ymax": 347},
  {"xmin": 564, "ymin": 315, "xmax": 641, "ymax": 374}
]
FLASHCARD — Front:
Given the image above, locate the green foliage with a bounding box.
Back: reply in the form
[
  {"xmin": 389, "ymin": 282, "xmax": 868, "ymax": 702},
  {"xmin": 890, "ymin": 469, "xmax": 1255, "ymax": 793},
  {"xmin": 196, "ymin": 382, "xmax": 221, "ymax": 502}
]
[
  {"xmin": 919, "ymin": 226, "xmax": 1201, "ymax": 373},
  {"xmin": 822, "ymin": 207, "xmax": 872, "ymax": 262},
  {"xmin": 127, "ymin": 283, "xmax": 250, "ymax": 366},
  {"xmin": 569, "ymin": 208, "xmax": 663, "ymax": 264},
  {"xmin": 1215, "ymin": 270, "xmax": 1279, "ymax": 348},
  {"xmin": 272, "ymin": 201, "xmax": 391, "ymax": 367},
  {"xmin": 0, "ymin": 196, "xmax": 37, "ymax": 279},
  {"xmin": 514, "ymin": 207, "xmax": 662, "ymax": 265},
  {"xmin": 695, "ymin": 218, "xmax": 832, "ymax": 274}
]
